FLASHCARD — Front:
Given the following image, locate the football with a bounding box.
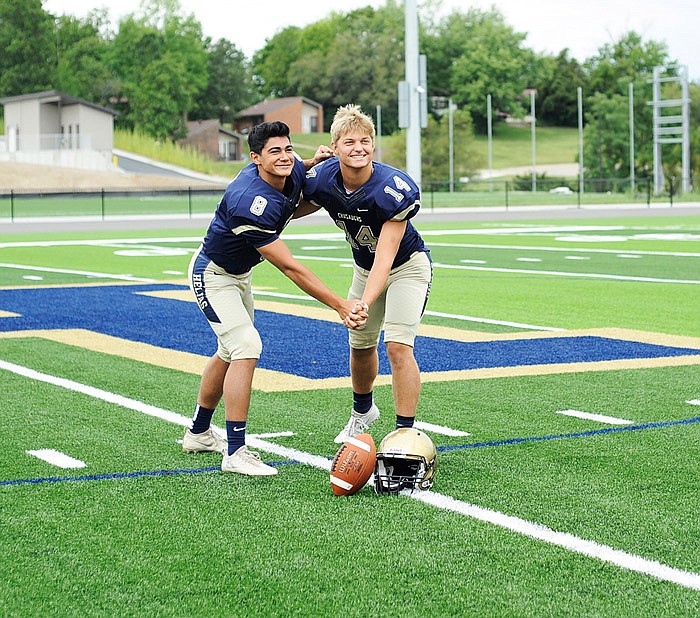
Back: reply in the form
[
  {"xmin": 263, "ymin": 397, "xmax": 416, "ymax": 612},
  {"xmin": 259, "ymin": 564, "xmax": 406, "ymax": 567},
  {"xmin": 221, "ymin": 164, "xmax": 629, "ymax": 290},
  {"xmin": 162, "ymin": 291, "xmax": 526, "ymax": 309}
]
[{"xmin": 330, "ymin": 433, "xmax": 377, "ymax": 496}]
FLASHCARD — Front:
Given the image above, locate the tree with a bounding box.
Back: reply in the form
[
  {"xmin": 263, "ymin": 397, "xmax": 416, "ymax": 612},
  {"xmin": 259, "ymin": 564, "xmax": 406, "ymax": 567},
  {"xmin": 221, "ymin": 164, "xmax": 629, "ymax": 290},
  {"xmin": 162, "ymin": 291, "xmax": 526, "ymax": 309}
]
[
  {"xmin": 585, "ymin": 32, "xmax": 669, "ymax": 97},
  {"xmin": 583, "ymin": 92, "xmax": 630, "ymax": 188},
  {"xmin": 130, "ymin": 53, "xmax": 191, "ymax": 139},
  {"xmin": 191, "ymin": 38, "xmax": 253, "ymax": 124},
  {"xmin": 580, "ymin": 32, "xmax": 685, "ymax": 186},
  {"xmin": 107, "ymin": 0, "xmax": 208, "ymax": 138},
  {"xmin": 54, "ymin": 11, "xmax": 114, "ymax": 103},
  {"xmin": 422, "ymin": 8, "xmax": 533, "ymax": 132},
  {"xmin": 0, "ymin": 0, "xmax": 54, "ymax": 97},
  {"xmin": 252, "ymin": 3, "xmax": 405, "ymax": 132},
  {"xmin": 251, "ymin": 26, "xmax": 304, "ymax": 98},
  {"xmin": 536, "ymin": 50, "xmax": 588, "ymax": 127}
]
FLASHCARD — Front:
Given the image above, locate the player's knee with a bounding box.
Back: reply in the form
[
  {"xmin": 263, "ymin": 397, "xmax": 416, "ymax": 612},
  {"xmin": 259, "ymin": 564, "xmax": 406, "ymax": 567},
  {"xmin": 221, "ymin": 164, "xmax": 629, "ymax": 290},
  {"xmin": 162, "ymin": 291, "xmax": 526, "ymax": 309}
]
[
  {"xmin": 383, "ymin": 322, "xmax": 418, "ymax": 350},
  {"xmin": 219, "ymin": 324, "xmax": 262, "ymax": 361},
  {"xmin": 386, "ymin": 340, "xmax": 415, "ymax": 368}
]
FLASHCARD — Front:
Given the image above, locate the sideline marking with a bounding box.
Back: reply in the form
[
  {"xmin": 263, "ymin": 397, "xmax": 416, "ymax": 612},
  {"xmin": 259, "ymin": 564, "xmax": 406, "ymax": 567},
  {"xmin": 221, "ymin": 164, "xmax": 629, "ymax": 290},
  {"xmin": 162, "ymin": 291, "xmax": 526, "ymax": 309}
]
[
  {"xmin": 3, "ymin": 358, "xmax": 700, "ymax": 591},
  {"xmin": 556, "ymin": 410, "xmax": 634, "ymax": 425},
  {"xmin": 26, "ymin": 449, "xmax": 86, "ymax": 469},
  {"xmin": 688, "ymin": 400, "xmax": 700, "ymax": 406},
  {"xmin": 410, "ymin": 490, "xmax": 700, "ymax": 591}
]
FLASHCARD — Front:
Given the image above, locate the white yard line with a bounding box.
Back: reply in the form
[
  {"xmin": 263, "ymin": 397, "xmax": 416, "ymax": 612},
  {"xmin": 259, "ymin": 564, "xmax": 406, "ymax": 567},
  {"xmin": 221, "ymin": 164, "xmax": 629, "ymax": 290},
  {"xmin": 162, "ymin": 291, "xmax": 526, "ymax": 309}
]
[
  {"xmin": 0, "ymin": 263, "xmax": 155, "ymax": 282},
  {"xmin": 414, "ymin": 421, "xmax": 471, "ymax": 437},
  {"xmin": 556, "ymin": 410, "xmax": 634, "ymax": 425},
  {"xmin": 248, "ymin": 291, "xmax": 563, "ymax": 331},
  {"xmin": 0, "ymin": 227, "xmax": 628, "ymax": 249},
  {"xmin": 428, "ymin": 242, "xmax": 700, "ymax": 258},
  {"xmin": 26, "ymin": 449, "xmax": 87, "ymax": 469},
  {"xmin": 3, "ymin": 357, "xmax": 700, "ymax": 591},
  {"xmin": 433, "ymin": 262, "xmax": 700, "ymax": 285},
  {"xmin": 419, "ymin": 309, "xmax": 563, "ymax": 331}
]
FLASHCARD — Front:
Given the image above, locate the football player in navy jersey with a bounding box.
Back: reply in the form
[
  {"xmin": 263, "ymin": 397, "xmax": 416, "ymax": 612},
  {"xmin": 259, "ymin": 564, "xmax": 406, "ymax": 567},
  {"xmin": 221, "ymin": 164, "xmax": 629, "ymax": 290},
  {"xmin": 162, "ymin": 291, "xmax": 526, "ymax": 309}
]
[
  {"xmin": 302, "ymin": 104, "xmax": 432, "ymax": 443},
  {"xmin": 183, "ymin": 121, "xmax": 366, "ymax": 476}
]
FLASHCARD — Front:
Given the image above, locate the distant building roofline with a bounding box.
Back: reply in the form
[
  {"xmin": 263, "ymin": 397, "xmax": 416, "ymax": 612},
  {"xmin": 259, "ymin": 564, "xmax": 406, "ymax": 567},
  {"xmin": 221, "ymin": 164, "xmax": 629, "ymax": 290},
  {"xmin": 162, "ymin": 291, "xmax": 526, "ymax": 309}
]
[{"xmin": 0, "ymin": 89, "xmax": 119, "ymax": 116}]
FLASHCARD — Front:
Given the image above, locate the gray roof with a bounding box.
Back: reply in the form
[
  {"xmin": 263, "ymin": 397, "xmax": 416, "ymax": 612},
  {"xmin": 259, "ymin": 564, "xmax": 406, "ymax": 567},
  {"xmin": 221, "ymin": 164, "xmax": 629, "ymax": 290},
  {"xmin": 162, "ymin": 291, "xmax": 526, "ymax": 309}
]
[{"xmin": 0, "ymin": 90, "xmax": 119, "ymax": 116}]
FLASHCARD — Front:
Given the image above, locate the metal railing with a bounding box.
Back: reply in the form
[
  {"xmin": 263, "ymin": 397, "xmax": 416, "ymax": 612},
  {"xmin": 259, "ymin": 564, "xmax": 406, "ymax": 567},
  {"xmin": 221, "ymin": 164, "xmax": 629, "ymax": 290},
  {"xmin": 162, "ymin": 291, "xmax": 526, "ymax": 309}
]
[
  {"xmin": 422, "ymin": 176, "xmax": 699, "ymax": 210},
  {"xmin": 0, "ymin": 176, "xmax": 698, "ymax": 222}
]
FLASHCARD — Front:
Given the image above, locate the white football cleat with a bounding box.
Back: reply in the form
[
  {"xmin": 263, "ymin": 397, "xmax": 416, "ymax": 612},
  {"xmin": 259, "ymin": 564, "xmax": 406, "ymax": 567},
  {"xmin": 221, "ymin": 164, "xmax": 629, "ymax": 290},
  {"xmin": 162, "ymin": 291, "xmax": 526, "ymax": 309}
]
[
  {"xmin": 221, "ymin": 446, "xmax": 278, "ymax": 476},
  {"xmin": 182, "ymin": 427, "xmax": 227, "ymax": 454},
  {"xmin": 334, "ymin": 404, "xmax": 380, "ymax": 444}
]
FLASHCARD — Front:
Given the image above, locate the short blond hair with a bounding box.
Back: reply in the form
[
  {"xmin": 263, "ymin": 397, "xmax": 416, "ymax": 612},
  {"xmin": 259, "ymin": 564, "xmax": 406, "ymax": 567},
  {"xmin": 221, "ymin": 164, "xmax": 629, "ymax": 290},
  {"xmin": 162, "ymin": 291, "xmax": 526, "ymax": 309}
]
[{"xmin": 330, "ymin": 104, "xmax": 375, "ymax": 144}]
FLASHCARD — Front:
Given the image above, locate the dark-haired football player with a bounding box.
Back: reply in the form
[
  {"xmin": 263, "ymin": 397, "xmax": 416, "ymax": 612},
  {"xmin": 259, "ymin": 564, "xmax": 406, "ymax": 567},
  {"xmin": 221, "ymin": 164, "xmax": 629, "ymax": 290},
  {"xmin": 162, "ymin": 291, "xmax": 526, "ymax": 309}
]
[
  {"xmin": 184, "ymin": 121, "xmax": 366, "ymax": 475},
  {"xmin": 302, "ymin": 104, "xmax": 432, "ymax": 443}
]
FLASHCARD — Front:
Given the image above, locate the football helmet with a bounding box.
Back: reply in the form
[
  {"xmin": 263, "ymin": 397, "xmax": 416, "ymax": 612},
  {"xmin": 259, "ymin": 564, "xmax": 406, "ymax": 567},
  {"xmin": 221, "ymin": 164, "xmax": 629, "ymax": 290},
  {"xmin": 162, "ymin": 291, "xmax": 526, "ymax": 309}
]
[{"xmin": 374, "ymin": 427, "xmax": 437, "ymax": 495}]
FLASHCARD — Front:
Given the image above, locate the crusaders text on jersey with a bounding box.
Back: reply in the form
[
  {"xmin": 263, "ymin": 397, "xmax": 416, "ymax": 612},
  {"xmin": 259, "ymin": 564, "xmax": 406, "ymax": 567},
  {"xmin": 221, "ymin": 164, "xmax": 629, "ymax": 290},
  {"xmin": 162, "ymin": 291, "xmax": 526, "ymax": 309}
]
[{"xmin": 304, "ymin": 158, "xmax": 428, "ymax": 270}]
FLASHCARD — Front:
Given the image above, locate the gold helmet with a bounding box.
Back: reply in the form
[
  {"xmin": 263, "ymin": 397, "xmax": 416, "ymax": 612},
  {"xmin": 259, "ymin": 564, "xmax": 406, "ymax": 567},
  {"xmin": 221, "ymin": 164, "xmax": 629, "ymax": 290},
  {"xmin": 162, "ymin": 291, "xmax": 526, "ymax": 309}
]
[{"xmin": 374, "ymin": 428, "xmax": 437, "ymax": 495}]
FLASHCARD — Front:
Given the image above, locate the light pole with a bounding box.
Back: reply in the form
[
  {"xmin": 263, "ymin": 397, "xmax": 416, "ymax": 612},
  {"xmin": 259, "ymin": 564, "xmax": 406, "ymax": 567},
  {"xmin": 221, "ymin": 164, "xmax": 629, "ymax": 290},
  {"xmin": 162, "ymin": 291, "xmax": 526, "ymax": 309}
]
[{"xmin": 404, "ymin": 0, "xmax": 421, "ymax": 187}]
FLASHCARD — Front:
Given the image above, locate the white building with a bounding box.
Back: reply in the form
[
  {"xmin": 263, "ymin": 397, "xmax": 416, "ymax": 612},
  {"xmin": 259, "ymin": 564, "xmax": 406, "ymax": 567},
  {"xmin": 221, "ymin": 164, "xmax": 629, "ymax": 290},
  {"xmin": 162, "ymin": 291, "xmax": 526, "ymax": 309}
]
[{"xmin": 0, "ymin": 90, "xmax": 118, "ymax": 172}]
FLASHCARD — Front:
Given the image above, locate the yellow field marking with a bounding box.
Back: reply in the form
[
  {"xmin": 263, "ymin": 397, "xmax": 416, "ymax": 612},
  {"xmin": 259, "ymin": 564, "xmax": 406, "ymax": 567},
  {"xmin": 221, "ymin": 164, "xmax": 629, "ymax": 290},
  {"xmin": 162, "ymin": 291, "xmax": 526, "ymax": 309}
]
[
  {"xmin": 0, "ymin": 310, "xmax": 21, "ymax": 318},
  {"xmin": 2, "ymin": 327, "xmax": 700, "ymax": 392}
]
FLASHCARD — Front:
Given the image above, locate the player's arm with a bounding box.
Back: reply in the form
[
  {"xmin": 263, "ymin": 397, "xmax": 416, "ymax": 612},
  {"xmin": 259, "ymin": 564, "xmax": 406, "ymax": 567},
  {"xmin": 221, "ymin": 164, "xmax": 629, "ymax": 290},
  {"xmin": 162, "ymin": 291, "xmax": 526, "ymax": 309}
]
[
  {"xmin": 257, "ymin": 238, "xmax": 366, "ymax": 327},
  {"xmin": 293, "ymin": 199, "xmax": 322, "ymax": 219},
  {"xmin": 302, "ymin": 145, "xmax": 334, "ymax": 170},
  {"xmin": 358, "ymin": 219, "xmax": 406, "ymax": 310}
]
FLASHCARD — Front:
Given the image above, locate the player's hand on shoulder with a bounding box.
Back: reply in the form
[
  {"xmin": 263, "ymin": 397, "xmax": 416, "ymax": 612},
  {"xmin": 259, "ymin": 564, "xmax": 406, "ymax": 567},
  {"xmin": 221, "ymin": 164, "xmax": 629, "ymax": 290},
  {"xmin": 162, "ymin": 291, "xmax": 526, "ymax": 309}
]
[{"xmin": 310, "ymin": 145, "xmax": 334, "ymax": 167}]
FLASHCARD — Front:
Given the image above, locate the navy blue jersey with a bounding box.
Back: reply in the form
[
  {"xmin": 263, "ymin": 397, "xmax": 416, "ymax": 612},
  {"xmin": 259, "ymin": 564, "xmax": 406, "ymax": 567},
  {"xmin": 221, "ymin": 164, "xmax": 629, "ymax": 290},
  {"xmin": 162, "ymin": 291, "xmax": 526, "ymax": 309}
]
[
  {"xmin": 201, "ymin": 157, "xmax": 305, "ymax": 274},
  {"xmin": 304, "ymin": 158, "xmax": 427, "ymax": 270}
]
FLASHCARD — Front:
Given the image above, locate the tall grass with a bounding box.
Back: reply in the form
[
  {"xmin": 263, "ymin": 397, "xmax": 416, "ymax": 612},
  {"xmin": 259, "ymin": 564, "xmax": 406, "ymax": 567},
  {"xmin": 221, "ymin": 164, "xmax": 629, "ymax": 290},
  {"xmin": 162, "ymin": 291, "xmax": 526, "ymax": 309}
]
[
  {"xmin": 114, "ymin": 125, "xmax": 580, "ymax": 177},
  {"xmin": 113, "ymin": 128, "xmax": 245, "ymax": 177}
]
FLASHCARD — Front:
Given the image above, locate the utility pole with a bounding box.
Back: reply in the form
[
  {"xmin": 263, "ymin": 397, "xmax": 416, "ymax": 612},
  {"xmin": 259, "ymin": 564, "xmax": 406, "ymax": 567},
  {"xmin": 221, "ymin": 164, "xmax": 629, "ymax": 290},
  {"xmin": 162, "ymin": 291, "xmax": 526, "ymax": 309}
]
[
  {"xmin": 629, "ymin": 82, "xmax": 635, "ymax": 195},
  {"xmin": 487, "ymin": 94, "xmax": 493, "ymax": 192},
  {"xmin": 403, "ymin": 0, "xmax": 422, "ymax": 187},
  {"xmin": 577, "ymin": 87, "xmax": 584, "ymax": 196},
  {"xmin": 530, "ymin": 90, "xmax": 537, "ymax": 192},
  {"xmin": 448, "ymin": 97, "xmax": 454, "ymax": 192}
]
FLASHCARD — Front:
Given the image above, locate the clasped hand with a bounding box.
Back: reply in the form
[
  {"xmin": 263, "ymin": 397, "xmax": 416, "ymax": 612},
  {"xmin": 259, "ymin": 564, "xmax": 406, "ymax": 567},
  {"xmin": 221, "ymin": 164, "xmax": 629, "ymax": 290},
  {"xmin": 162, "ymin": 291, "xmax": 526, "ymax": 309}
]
[{"xmin": 343, "ymin": 300, "xmax": 369, "ymax": 330}]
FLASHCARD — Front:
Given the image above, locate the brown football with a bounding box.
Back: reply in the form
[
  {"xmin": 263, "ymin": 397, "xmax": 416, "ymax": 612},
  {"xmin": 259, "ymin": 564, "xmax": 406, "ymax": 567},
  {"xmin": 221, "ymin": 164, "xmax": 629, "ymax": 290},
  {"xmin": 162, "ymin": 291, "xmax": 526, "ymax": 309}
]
[{"xmin": 329, "ymin": 433, "xmax": 377, "ymax": 496}]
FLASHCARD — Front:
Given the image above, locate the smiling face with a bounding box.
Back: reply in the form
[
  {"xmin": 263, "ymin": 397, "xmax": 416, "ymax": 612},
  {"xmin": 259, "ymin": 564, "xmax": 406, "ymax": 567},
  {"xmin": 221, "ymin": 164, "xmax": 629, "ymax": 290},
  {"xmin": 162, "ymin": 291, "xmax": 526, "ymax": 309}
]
[
  {"xmin": 331, "ymin": 130, "xmax": 375, "ymax": 171},
  {"xmin": 250, "ymin": 136, "xmax": 295, "ymax": 189}
]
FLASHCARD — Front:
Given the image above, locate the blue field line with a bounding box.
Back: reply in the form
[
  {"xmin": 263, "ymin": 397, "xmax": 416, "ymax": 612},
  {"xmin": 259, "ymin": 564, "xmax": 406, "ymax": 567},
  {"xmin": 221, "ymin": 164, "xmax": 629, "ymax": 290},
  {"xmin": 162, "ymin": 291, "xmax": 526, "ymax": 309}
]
[
  {"xmin": 0, "ymin": 460, "xmax": 299, "ymax": 487},
  {"xmin": 4, "ymin": 416, "xmax": 699, "ymax": 487},
  {"xmin": 437, "ymin": 415, "xmax": 700, "ymax": 452}
]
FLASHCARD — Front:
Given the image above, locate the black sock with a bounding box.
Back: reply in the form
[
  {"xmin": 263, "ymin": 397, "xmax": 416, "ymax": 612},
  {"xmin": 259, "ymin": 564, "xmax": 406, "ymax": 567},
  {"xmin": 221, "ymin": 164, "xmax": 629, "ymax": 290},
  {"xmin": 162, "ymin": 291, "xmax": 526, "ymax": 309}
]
[
  {"xmin": 353, "ymin": 391, "xmax": 373, "ymax": 414},
  {"xmin": 396, "ymin": 415, "xmax": 415, "ymax": 429},
  {"xmin": 191, "ymin": 404, "xmax": 216, "ymax": 434},
  {"xmin": 226, "ymin": 420, "xmax": 246, "ymax": 455}
]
